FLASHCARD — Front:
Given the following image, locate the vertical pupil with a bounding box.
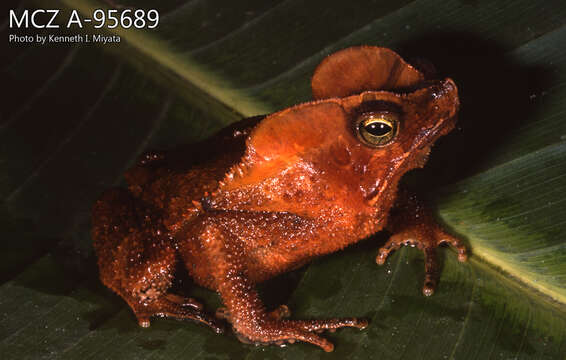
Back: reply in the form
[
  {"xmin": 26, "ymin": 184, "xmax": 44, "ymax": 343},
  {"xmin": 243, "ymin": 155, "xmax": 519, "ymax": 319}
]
[{"xmin": 365, "ymin": 122, "xmax": 391, "ymax": 136}]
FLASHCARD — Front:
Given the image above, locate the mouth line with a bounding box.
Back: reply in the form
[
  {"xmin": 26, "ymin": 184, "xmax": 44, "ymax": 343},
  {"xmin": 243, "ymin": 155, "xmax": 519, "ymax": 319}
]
[
  {"xmin": 415, "ymin": 119, "xmax": 450, "ymax": 150},
  {"xmin": 366, "ymin": 113, "xmax": 456, "ymax": 206}
]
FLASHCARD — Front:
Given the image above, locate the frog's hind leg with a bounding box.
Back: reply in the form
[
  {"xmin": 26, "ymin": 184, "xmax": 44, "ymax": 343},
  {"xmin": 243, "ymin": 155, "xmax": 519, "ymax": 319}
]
[
  {"xmin": 183, "ymin": 212, "xmax": 368, "ymax": 352},
  {"xmin": 91, "ymin": 188, "xmax": 223, "ymax": 333}
]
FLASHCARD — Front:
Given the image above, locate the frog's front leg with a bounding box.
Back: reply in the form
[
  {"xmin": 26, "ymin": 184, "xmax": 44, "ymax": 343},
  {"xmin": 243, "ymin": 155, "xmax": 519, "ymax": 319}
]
[
  {"xmin": 183, "ymin": 212, "xmax": 368, "ymax": 352},
  {"xmin": 376, "ymin": 192, "xmax": 468, "ymax": 296}
]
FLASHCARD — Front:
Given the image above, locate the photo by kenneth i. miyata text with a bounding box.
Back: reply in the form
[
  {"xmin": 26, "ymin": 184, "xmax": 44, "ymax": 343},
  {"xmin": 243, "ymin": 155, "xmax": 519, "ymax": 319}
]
[{"xmin": 9, "ymin": 33, "xmax": 121, "ymax": 45}]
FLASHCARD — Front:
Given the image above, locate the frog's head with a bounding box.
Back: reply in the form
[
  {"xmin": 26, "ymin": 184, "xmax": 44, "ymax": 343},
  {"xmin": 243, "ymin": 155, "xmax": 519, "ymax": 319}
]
[
  {"xmin": 344, "ymin": 78, "xmax": 459, "ymax": 208},
  {"xmin": 216, "ymin": 46, "xmax": 458, "ymax": 218},
  {"xmin": 307, "ymin": 46, "xmax": 460, "ymax": 210}
]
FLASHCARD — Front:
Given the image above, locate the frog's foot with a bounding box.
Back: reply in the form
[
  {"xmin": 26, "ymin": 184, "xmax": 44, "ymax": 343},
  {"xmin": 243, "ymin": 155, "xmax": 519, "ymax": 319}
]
[
  {"xmin": 217, "ymin": 304, "xmax": 291, "ymax": 322},
  {"xmin": 233, "ymin": 317, "xmax": 368, "ymax": 352},
  {"xmin": 377, "ymin": 224, "xmax": 467, "ymax": 296},
  {"xmin": 216, "ymin": 305, "xmax": 365, "ymax": 351},
  {"xmin": 132, "ymin": 294, "xmax": 224, "ymax": 333},
  {"xmin": 163, "ymin": 293, "xmax": 204, "ymax": 310}
]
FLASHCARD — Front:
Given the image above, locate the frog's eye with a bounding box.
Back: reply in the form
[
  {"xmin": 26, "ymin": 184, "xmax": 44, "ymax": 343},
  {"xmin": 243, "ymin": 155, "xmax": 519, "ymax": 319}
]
[{"xmin": 356, "ymin": 112, "xmax": 399, "ymax": 147}]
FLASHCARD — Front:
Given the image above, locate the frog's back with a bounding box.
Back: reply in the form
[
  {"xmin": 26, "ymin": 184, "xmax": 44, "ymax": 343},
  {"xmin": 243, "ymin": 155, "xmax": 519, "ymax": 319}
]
[{"xmin": 123, "ymin": 116, "xmax": 263, "ymax": 232}]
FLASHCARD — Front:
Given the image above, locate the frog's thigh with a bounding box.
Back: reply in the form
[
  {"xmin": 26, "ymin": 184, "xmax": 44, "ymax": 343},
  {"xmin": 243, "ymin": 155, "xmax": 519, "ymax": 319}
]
[
  {"xmin": 92, "ymin": 188, "xmax": 176, "ymax": 309},
  {"xmin": 92, "ymin": 188, "xmax": 142, "ymax": 291}
]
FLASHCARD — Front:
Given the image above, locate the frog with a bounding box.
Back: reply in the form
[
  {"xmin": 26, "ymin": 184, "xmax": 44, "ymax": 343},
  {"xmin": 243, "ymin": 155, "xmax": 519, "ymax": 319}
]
[{"xmin": 91, "ymin": 46, "xmax": 468, "ymax": 352}]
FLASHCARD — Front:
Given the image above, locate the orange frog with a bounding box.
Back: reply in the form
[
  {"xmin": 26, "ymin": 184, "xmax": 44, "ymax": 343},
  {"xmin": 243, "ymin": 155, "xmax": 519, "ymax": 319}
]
[{"xmin": 92, "ymin": 46, "xmax": 467, "ymax": 352}]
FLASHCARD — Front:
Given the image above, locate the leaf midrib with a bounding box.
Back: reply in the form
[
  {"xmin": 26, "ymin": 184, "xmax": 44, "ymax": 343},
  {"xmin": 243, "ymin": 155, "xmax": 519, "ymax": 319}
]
[{"xmin": 57, "ymin": 0, "xmax": 274, "ymax": 119}]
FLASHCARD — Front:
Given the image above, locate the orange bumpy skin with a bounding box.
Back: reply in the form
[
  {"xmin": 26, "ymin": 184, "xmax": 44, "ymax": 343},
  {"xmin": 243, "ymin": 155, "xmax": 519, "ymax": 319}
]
[{"xmin": 91, "ymin": 46, "xmax": 467, "ymax": 352}]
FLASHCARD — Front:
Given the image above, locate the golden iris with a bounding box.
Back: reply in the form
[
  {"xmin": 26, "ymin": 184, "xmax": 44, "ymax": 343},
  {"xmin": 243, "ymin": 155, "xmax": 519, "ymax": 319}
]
[{"xmin": 356, "ymin": 112, "xmax": 399, "ymax": 147}]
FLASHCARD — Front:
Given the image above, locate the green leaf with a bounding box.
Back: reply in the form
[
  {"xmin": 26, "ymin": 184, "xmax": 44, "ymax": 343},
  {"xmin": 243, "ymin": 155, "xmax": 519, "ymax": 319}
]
[{"xmin": 2, "ymin": 0, "xmax": 566, "ymax": 358}]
